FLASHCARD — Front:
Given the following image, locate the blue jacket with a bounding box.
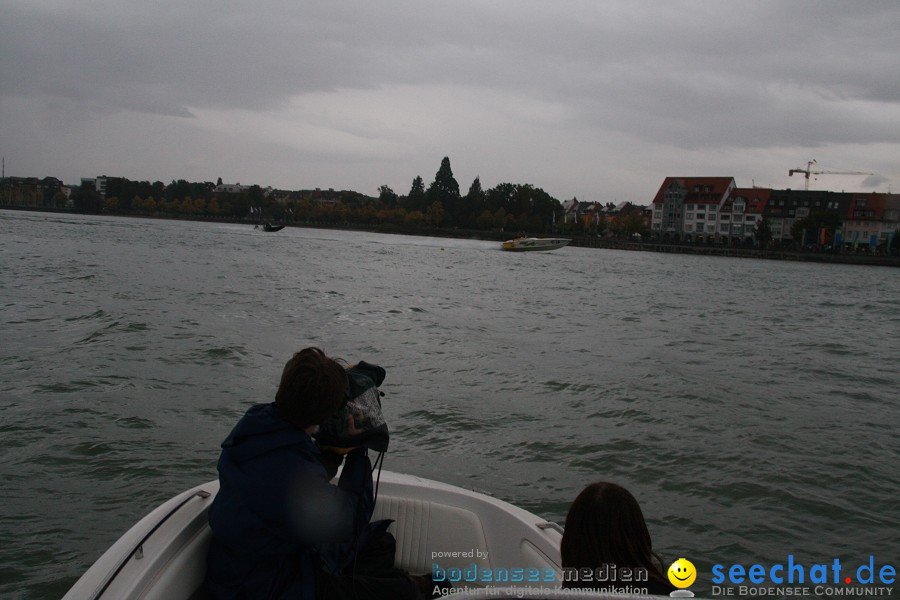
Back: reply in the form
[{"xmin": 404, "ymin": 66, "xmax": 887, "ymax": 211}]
[{"xmin": 206, "ymin": 403, "xmax": 374, "ymax": 600}]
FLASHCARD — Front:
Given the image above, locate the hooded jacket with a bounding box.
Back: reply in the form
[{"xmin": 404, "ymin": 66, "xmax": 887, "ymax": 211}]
[{"xmin": 206, "ymin": 403, "xmax": 373, "ymax": 600}]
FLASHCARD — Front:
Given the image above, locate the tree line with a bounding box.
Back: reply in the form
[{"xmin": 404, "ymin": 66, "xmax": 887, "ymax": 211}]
[{"xmin": 70, "ymin": 157, "xmax": 579, "ymax": 234}]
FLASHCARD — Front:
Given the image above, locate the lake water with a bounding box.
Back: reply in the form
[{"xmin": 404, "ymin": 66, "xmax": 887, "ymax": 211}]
[{"xmin": 1, "ymin": 210, "xmax": 898, "ymax": 599}]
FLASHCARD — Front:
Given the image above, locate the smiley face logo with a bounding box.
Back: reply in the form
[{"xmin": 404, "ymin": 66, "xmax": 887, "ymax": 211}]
[{"xmin": 668, "ymin": 558, "xmax": 697, "ymax": 588}]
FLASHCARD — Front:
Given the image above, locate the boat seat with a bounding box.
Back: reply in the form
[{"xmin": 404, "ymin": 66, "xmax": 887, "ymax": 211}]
[
  {"xmin": 175, "ymin": 497, "xmax": 489, "ymax": 597},
  {"xmin": 373, "ymin": 494, "xmax": 490, "ymax": 575},
  {"xmin": 158, "ymin": 497, "xmax": 490, "ymax": 598},
  {"xmin": 65, "ymin": 474, "xmax": 565, "ymax": 599}
]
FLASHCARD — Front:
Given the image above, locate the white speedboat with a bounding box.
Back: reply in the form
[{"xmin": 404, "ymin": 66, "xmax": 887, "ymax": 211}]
[
  {"xmin": 63, "ymin": 471, "xmax": 570, "ymax": 600},
  {"xmin": 501, "ymin": 237, "xmax": 571, "ymax": 252}
]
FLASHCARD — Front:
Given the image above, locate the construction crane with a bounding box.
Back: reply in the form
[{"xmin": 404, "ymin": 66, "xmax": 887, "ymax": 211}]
[{"xmin": 789, "ymin": 160, "xmax": 872, "ymax": 190}]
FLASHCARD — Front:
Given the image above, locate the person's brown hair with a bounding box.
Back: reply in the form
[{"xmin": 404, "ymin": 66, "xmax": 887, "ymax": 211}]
[
  {"xmin": 560, "ymin": 482, "xmax": 669, "ymax": 589},
  {"xmin": 274, "ymin": 347, "xmax": 346, "ymax": 429}
]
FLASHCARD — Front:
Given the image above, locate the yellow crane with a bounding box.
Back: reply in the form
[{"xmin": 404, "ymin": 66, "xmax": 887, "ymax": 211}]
[{"xmin": 789, "ymin": 160, "xmax": 872, "ymax": 190}]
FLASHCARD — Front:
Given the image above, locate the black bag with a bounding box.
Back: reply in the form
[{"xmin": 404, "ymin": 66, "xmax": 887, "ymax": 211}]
[{"xmin": 316, "ymin": 362, "xmax": 389, "ymax": 452}]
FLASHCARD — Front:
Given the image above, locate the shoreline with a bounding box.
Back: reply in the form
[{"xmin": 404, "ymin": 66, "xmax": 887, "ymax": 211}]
[{"xmin": 3, "ymin": 205, "xmax": 898, "ymax": 268}]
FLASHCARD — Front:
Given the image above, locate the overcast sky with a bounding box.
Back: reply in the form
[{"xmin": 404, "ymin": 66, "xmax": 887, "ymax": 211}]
[{"xmin": 2, "ymin": 0, "xmax": 898, "ymax": 203}]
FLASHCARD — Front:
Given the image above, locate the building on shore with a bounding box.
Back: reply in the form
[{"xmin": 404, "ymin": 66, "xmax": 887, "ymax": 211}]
[
  {"xmin": 1, "ymin": 176, "xmax": 71, "ymax": 208},
  {"xmin": 650, "ymin": 176, "xmax": 899, "ymax": 249}
]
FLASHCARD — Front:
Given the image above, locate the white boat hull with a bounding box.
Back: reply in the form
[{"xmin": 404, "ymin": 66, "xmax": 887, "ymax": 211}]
[
  {"xmin": 63, "ymin": 471, "xmax": 565, "ymax": 600},
  {"xmin": 501, "ymin": 238, "xmax": 571, "ymax": 251}
]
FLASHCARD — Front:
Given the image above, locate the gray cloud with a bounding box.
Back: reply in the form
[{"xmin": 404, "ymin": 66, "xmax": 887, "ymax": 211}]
[
  {"xmin": 861, "ymin": 174, "xmax": 889, "ymax": 189},
  {"xmin": 1, "ymin": 0, "xmax": 898, "ymax": 200}
]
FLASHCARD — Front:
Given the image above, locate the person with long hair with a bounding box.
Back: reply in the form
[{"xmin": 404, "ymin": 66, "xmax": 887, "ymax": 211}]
[{"xmin": 560, "ymin": 482, "xmax": 675, "ymax": 596}]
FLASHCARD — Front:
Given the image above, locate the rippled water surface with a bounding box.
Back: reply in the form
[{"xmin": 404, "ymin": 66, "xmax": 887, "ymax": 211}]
[{"xmin": 1, "ymin": 211, "xmax": 898, "ymax": 598}]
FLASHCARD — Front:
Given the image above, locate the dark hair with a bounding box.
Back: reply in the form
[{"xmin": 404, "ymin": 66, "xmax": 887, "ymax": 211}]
[
  {"xmin": 560, "ymin": 482, "xmax": 669, "ymax": 589},
  {"xmin": 274, "ymin": 347, "xmax": 346, "ymax": 429}
]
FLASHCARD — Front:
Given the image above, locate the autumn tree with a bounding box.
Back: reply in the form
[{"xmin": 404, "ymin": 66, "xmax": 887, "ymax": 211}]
[
  {"xmin": 790, "ymin": 210, "xmax": 841, "ymax": 246},
  {"xmin": 72, "ymin": 182, "xmax": 103, "ymax": 213},
  {"xmin": 483, "ymin": 183, "xmax": 561, "ymax": 233},
  {"xmin": 620, "ymin": 212, "xmax": 649, "ymax": 237},
  {"xmin": 426, "ymin": 157, "xmax": 460, "ymax": 226},
  {"xmin": 378, "ymin": 185, "xmax": 399, "ymax": 207},
  {"xmin": 404, "ymin": 176, "xmax": 426, "ymax": 212},
  {"xmin": 475, "ymin": 210, "xmax": 494, "ymax": 230},
  {"xmin": 755, "ymin": 216, "xmax": 774, "ymax": 248},
  {"xmin": 595, "ymin": 212, "xmax": 608, "ymax": 236},
  {"xmin": 459, "ymin": 177, "xmax": 485, "ymax": 228},
  {"xmin": 426, "ymin": 201, "xmax": 445, "ymax": 226},
  {"xmin": 494, "ymin": 208, "xmax": 508, "ymax": 231},
  {"xmin": 103, "ymin": 196, "xmax": 120, "ymax": 212},
  {"xmin": 404, "ymin": 210, "xmax": 426, "ymax": 226},
  {"xmin": 50, "ymin": 190, "xmax": 68, "ymax": 208}
]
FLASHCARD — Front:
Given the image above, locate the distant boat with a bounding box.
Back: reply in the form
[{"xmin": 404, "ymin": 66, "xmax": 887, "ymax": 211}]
[
  {"xmin": 501, "ymin": 237, "xmax": 570, "ymax": 252},
  {"xmin": 262, "ymin": 223, "xmax": 284, "ymax": 232}
]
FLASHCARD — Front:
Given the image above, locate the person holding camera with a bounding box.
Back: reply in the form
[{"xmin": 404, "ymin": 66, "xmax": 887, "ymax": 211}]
[{"xmin": 205, "ymin": 347, "xmax": 424, "ymax": 600}]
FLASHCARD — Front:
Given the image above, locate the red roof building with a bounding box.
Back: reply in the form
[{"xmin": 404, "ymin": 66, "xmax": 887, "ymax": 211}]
[
  {"xmin": 841, "ymin": 193, "xmax": 900, "ymax": 247},
  {"xmin": 719, "ymin": 188, "xmax": 771, "ymax": 243},
  {"xmin": 650, "ymin": 177, "xmax": 736, "ymax": 240}
]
